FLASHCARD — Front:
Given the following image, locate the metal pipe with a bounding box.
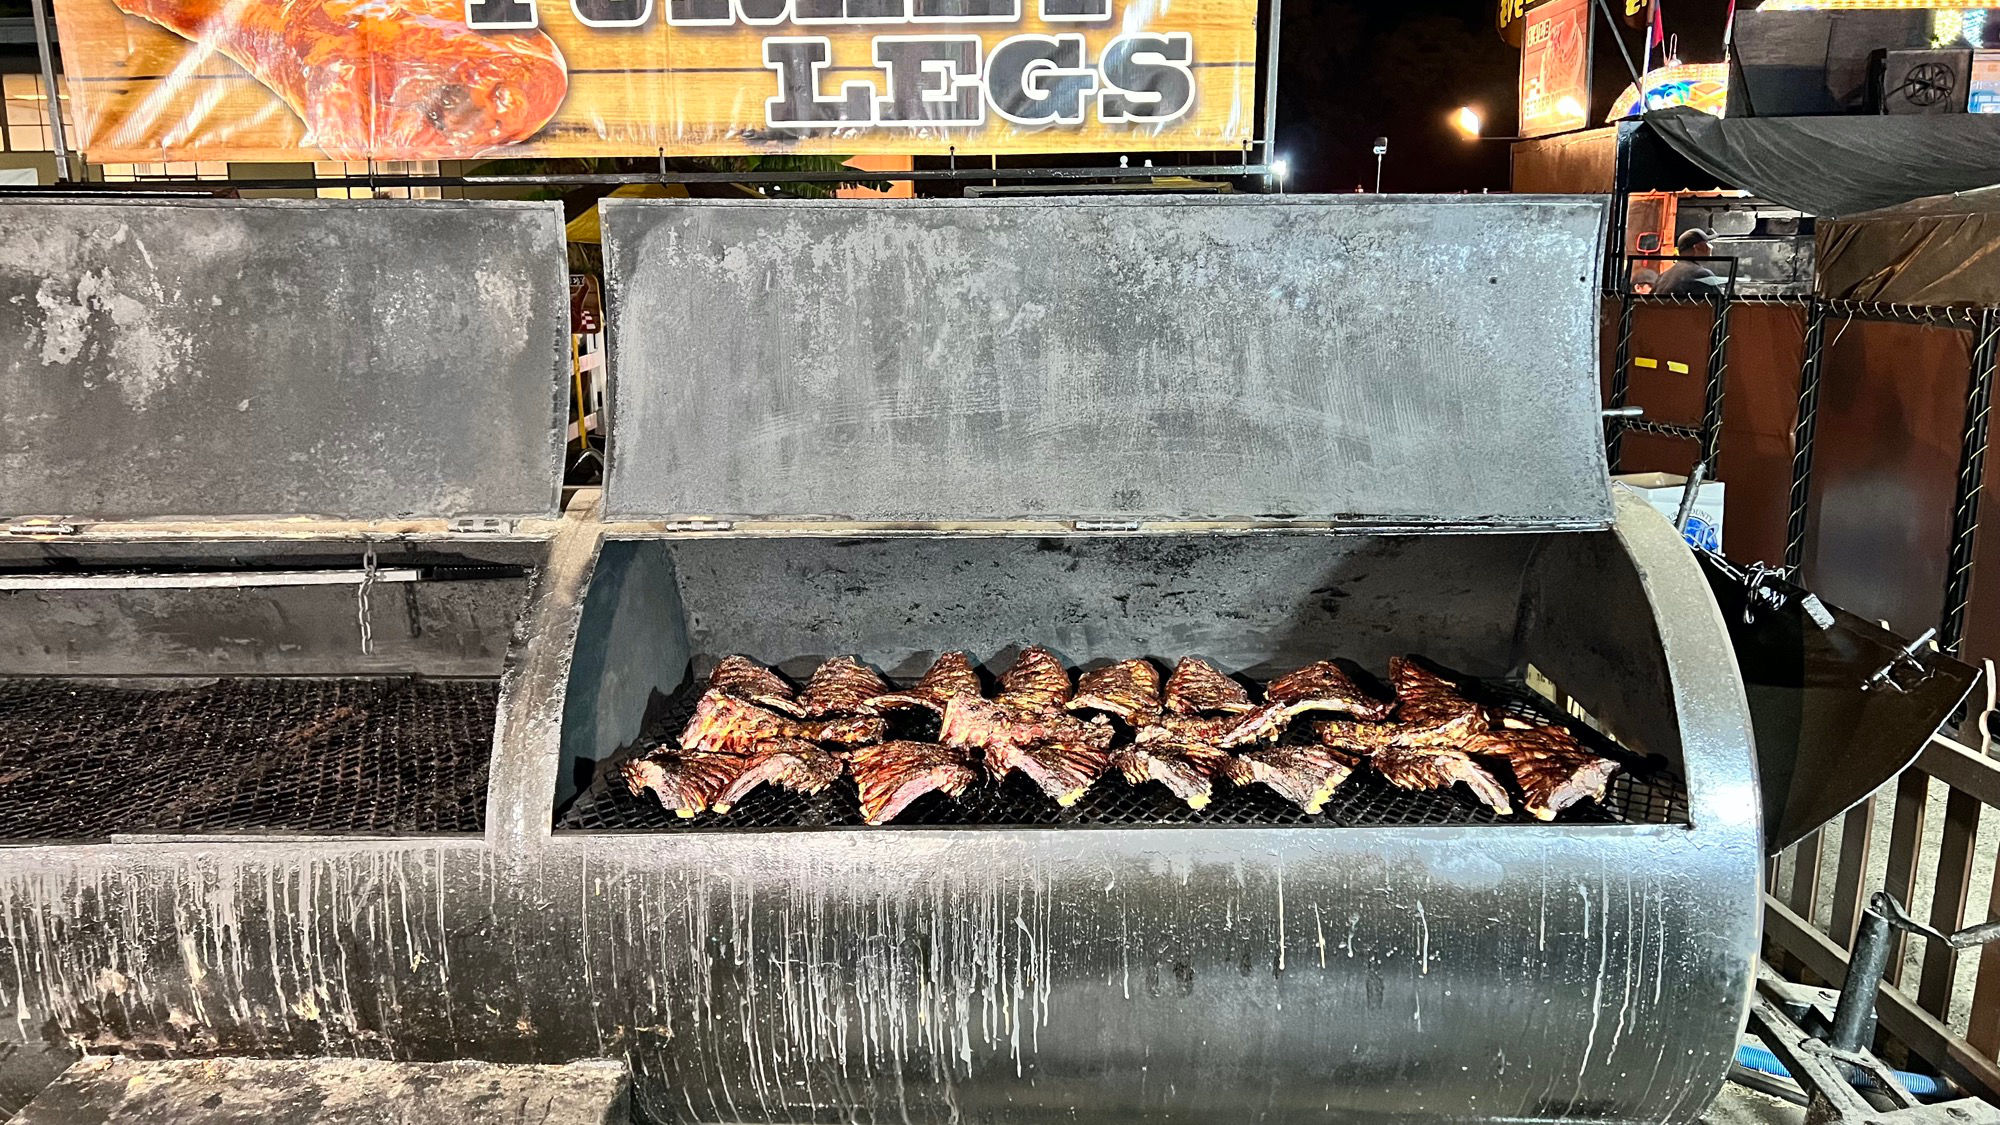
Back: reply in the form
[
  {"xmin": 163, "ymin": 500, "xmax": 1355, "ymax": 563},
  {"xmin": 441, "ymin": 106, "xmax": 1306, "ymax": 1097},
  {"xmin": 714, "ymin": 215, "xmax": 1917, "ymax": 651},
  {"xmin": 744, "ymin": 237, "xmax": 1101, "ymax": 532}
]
[
  {"xmin": 1831, "ymin": 907, "xmax": 1896, "ymax": 1054},
  {"xmin": 26, "ymin": 0, "xmax": 69, "ymax": 182},
  {"xmin": 0, "ymin": 568, "xmax": 422, "ymax": 591},
  {"xmin": 1260, "ymin": 0, "xmax": 1282, "ymax": 176}
]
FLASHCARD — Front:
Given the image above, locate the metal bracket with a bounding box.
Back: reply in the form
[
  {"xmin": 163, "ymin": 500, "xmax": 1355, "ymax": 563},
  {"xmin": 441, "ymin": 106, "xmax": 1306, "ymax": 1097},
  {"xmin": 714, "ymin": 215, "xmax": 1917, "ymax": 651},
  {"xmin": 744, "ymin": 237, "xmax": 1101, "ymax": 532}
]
[
  {"xmin": 1073, "ymin": 520, "xmax": 1143, "ymax": 532},
  {"xmin": 4, "ymin": 518, "xmax": 79, "ymax": 537},
  {"xmin": 1864, "ymin": 630, "xmax": 1939, "ymax": 695},
  {"xmin": 449, "ymin": 517, "xmax": 514, "ymax": 535},
  {"xmin": 665, "ymin": 520, "xmax": 734, "ymax": 533}
]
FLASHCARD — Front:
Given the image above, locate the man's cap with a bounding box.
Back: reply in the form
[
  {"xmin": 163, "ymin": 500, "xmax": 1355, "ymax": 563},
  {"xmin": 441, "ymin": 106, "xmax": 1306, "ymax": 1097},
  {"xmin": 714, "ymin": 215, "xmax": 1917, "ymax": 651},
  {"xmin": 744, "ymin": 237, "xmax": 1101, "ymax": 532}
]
[{"xmin": 1677, "ymin": 228, "xmax": 1715, "ymax": 252}]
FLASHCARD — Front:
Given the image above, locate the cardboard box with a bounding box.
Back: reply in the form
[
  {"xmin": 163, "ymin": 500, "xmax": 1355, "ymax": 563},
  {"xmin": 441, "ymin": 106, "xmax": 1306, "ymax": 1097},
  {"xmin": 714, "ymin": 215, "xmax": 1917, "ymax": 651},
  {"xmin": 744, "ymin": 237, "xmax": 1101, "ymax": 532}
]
[
  {"xmin": 1614, "ymin": 473, "xmax": 1725, "ymax": 552},
  {"xmin": 1972, "ymin": 51, "xmax": 2000, "ymax": 114}
]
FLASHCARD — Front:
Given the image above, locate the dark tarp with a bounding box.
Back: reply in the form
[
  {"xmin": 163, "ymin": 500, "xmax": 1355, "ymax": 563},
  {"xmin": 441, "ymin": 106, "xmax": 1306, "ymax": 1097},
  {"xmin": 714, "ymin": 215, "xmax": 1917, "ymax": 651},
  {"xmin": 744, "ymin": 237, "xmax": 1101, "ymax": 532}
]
[
  {"xmin": 1643, "ymin": 106, "xmax": 2000, "ymax": 218},
  {"xmin": 1817, "ymin": 188, "xmax": 2000, "ymax": 306}
]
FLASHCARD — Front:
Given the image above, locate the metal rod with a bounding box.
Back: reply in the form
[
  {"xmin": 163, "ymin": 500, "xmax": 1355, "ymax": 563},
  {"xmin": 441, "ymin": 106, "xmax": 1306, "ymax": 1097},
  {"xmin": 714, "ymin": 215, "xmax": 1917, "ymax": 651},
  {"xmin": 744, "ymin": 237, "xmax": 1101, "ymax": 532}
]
[
  {"xmin": 1786, "ymin": 299, "xmax": 1828, "ymax": 572},
  {"xmin": 1260, "ymin": 0, "xmax": 1282, "ymax": 176},
  {"xmin": 1674, "ymin": 460, "xmax": 1709, "ymax": 534},
  {"xmin": 0, "ymin": 163, "xmax": 1269, "ymax": 194},
  {"xmin": 1942, "ymin": 307, "xmax": 2000, "ymax": 656},
  {"xmin": 1831, "ymin": 907, "xmax": 1895, "ymax": 1054},
  {"xmin": 26, "ymin": 0, "xmax": 68, "ymax": 182},
  {"xmin": 0, "ymin": 568, "xmax": 422, "ymax": 591},
  {"xmin": 1591, "ymin": 0, "xmax": 1646, "ymax": 89}
]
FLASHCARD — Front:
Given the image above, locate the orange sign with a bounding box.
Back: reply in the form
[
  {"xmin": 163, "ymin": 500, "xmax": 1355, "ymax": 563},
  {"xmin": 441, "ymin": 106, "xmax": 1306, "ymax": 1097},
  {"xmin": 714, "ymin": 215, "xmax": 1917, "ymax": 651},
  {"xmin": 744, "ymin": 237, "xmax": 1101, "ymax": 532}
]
[
  {"xmin": 52, "ymin": 0, "xmax": 1258, "ymax": 162},
  {"xmin": 1519, "ymin": 0, "xmax": 1590, "ymax": 138}
]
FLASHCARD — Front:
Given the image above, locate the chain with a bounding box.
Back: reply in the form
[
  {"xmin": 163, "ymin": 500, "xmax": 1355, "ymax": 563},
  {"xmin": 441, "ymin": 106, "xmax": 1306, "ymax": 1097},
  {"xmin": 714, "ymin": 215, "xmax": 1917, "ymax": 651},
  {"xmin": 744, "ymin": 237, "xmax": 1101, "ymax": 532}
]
[{"xmin": 357, "ymin": 544, "xmax": 379, "ymax": 656}]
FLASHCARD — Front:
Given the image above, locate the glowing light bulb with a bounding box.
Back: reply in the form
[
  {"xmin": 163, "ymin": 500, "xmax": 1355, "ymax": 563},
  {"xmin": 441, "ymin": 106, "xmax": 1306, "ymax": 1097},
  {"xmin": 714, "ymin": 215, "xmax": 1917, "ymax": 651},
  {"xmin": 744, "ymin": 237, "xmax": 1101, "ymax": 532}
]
[
  {"xmin": 1453, "ymin": 106, "xmax": 1483, "ymax": 139},
  {"xmin": 1556, "ymin": 95, "xmax": 1586, "ymax": 120},
  {"xmin": 1270, "ymin": 157, "xmax": 1290, "ymax": 181}
]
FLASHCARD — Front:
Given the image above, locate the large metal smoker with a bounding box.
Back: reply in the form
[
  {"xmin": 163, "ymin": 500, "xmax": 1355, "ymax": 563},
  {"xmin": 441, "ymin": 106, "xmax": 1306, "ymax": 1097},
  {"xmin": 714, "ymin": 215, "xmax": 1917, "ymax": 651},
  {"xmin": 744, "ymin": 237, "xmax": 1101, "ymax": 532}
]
[{"xmin": 0, "ymin": 194, "xmax": 1763, "ymax": 1125}]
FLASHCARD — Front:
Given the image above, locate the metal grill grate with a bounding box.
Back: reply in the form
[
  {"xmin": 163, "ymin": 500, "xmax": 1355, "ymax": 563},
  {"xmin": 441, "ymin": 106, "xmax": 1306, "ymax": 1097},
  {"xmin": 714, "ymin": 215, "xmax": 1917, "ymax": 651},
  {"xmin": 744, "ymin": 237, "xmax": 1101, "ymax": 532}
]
[
  {"xmin": 0, "ymin": 677, "xmax": 497, "ymax": 840},
  {"xmin": 556, "ymin": 676, "xmax": 1690, "ymax": 832}
]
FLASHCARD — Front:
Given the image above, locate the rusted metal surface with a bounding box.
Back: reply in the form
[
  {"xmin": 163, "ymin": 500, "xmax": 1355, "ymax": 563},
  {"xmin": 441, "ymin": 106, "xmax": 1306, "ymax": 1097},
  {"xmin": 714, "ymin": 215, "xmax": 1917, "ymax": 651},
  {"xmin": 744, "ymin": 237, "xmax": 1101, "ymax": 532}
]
[{"xmin": 10, "ymin": 1057, "xmax": 629, "ymax": 1124}]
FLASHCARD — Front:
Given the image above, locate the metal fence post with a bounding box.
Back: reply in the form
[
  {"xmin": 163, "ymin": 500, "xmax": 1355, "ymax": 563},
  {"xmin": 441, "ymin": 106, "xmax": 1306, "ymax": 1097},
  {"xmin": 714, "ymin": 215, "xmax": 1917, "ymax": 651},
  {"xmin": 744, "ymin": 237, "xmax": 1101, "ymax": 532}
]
[
  {"xmin": 1942, "ymin": 308, "xmax": 2000, "ymax": 657},
  {"xmin": 1699, "ymin": 293, "xmax": 1733, "ymax": 470},
  {"xmin": 1606, "ymin": 289, "xmax": 1636, "ymax": 472},
  {"xmin": 1786, "ymin": 299, "xmax": 1828, "ymax": 573}
]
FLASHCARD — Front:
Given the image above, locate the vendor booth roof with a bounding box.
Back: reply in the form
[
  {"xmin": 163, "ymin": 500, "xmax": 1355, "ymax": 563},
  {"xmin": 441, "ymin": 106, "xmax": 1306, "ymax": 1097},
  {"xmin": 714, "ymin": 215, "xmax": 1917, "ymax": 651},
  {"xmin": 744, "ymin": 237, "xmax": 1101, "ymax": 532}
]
[
  {"xmin": 1645, "ymin": 107, "xmax": 2000, "ymax": 218},
  {"xmin": 1817, "ymin": 187, "xmax": 2000, "ymax": 307}
]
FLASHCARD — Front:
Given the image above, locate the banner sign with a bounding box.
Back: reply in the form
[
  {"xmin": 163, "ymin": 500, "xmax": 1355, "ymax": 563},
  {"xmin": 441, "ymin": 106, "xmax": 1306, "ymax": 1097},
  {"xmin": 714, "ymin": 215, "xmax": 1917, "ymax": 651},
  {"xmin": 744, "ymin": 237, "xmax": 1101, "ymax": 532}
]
[
  {"xmin": 1519, "ymin": 0, "xmax": 1590, "ymax": 138},
  {"xmin": 52, "ymin": 0, "xmax": 1257, "ymax": 163}
]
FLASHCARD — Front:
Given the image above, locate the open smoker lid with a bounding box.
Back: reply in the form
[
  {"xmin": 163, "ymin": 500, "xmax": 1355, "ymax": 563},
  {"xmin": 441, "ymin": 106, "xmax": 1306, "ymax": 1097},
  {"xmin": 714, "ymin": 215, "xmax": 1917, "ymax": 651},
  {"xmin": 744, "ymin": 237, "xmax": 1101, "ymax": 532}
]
[
  {"xmin": 0, "ymin": 198, "xmax": 569, "ymax": 522},
  {"xmin": 601, "ymin": 195, "xmax": 1615, "ymax": 527}
]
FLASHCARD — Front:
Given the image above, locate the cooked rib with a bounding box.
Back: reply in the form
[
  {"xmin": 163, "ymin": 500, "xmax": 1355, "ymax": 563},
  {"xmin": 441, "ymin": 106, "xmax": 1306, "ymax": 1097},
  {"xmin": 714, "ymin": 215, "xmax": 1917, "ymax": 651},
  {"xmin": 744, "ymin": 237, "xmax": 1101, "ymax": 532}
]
[
  {"xmin": 1069, "ymin": 658, "xmax": 1164, "ymax": 723},
  {"xmin": 849, "ymin": 741, "xmax": 981, "ymax": 825},
  {"xmin": 706, "ymin": 655, "xmax": 801, "ymax": 714},
  {"xmin": 998, "ymin": 646, "xmax": 1073, "ymax": 711},
  {"xmin": 1223, "ymin": 745, "xmax": 1357, "ymax": 814},
  {"xmin": 680, "ymin": 691, "xmax": 884, "ymax": 756},
  {"xmin": 1220, "ymin": 661, "xmax": 1394, "ymax": 748},
  {"xmin": 1370, "ymin": 743, "xmax": 1514, "ymax": 816},
  {"xmin": 1309, "ymin": 718, "xmax": 1402, "ymax": 756},
  {"xmin": 862, "ymin": 651, "xmax": 981, "ymax": 716},
  {"xmin": 1162, "ymin": 657, "xmax": 1256, "ymax": 716},
  {"xmin": 1001, "ymin": 729, "xmax": 1115, "ymax": 806},
  {"xmin": 710, "ymin": 738, "xmax": 845, "ymax": 814},
  {"xmin": 795, "ymin": 656, "xmax": 893, "ymax": 718},
  {"xmin": 1388, "ymin": 657, "xmax": 1488, "ymax": 746},
  {"xmin": 621, "ymin": 747, "xmax": 747, "ymax": 818},
  {"xmin": 1465, "ymin": 721, "xmax": 1621, "ymax": 821},
  {"xmin": 1117, "ymin": 727, "xmax": 1233, "ymax": 809}
]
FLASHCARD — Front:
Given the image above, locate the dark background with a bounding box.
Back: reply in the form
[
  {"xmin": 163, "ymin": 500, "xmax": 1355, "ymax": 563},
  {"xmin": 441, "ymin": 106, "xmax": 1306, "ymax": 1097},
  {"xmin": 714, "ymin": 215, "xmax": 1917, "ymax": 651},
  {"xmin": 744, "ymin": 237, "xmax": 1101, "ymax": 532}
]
[{"xmin": 1272, "ymin": 0, "xmax": 1735, "ymax": 194}]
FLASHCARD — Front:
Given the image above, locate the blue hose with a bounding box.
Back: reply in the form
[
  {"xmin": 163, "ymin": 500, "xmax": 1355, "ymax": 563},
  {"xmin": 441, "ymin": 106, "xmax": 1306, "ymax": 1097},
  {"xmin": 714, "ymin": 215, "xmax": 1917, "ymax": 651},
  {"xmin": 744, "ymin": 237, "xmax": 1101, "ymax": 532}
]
[{"xmin": 1735, "ymin": 1043, "xmax": 1949, "ymax": 1100}]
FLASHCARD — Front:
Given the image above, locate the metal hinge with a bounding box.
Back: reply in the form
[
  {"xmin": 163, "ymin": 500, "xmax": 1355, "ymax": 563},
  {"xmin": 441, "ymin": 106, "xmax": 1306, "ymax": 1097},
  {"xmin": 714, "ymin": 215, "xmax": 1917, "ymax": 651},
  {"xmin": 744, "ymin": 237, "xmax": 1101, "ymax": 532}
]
[
  {"xmin": 1073, "ymin": 520, "xmax": 1142, "ymax": 532},
  {"xmin": 666, "ymin": 520, "xmax": 735, "ymax": 532},
  {"xmin": 5, "ymin": 518, "xmax": 79, "ymax": 537},
  {"xmin": 449, "ymin": 517, "xmax": 514, "ymax": 535}
]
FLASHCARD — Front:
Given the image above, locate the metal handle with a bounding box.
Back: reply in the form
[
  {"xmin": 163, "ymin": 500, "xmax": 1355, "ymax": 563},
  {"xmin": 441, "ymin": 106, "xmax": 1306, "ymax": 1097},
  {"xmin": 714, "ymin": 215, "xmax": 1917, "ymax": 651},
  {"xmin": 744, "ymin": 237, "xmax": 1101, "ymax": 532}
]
[{"xmin": 1603, "ymin": 406, "xmax": 1645, "ymax": 419}]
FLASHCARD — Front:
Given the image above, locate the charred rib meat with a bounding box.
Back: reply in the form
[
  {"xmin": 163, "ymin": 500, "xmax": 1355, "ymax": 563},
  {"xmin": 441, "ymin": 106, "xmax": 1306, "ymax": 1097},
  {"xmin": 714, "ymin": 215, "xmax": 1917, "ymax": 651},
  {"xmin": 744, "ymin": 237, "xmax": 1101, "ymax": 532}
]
[
  {"xmin": 1465, "ymin": 721, "xmax": 1621, "ymax": 821},
  {"xmin": 705, "ymin": 655, "xmax": 801, "ymax": 714},
  {"xmin": 1221, "ymin": 660, "xmax": 1394, "ymax": 748},
  {"xmin": 680, "ymin": 692, "xmax": 884, "ymax": 755},
  {"xmin": 999, "ymin": 646, "xmax": 1073, "ymax": 711},
  {"xmin": 941, "ymin": 647, "xmax": 1113, "ymax": 805},
  {"xmin": 795, "ymin": 656, "xmax": 893, "ymax": 718},
  {"xmin": 621, "ymin": 747, "xmax": 747, "ymax": 818},
  {"xmin": 1388, "ymin": 657, "xmax": 1488, "ymax": 746},
  {"xmin": 1162, "ymin": 657, "xmax": 1256, "ymax": 716},
  {"xmin": 1369, "ymin": 742, "xmax": 1514, "ymax": 816},
  {"xmin": 863, "ymin": 651, "xmax": 981, "ymax": 716},
  {"xmin": 710, "ymin": 738, "xmax": 845, "ymax": 815},
  {"xmin": 1116, "ymin": 723, "xmax": 1233, "ymax": 809},
  {"xmin": 1223, "ymin": 744, "xmax": 1358, "ymax": 814},
  {"xmin": 849, "ymin": 740, "xmax": 981, "ymax": 825},
  {"xmin": 1069, "ymin": 658, "xmax": 1165, "ymax": 723}
]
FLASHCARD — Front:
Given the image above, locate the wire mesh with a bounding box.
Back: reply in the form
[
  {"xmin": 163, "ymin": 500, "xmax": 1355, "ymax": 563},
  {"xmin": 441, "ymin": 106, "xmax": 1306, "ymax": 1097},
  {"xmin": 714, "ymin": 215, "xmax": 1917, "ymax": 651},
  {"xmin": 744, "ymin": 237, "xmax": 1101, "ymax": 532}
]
[
  {"xmin": 557, "ymin": 673, "xmax": 1689, "ymax": 833},
  {"xmin": 0, "ymin": 676, "xmax": 496, "ymax": 840}
]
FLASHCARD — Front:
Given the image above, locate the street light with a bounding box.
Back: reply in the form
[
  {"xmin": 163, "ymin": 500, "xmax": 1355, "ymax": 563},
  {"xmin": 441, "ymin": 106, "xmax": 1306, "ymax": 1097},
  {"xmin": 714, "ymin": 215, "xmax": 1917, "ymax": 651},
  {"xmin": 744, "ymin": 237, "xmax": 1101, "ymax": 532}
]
[{"xmin": 1451, "ymin": 105, "xmax": 1522, "ymax": 142}]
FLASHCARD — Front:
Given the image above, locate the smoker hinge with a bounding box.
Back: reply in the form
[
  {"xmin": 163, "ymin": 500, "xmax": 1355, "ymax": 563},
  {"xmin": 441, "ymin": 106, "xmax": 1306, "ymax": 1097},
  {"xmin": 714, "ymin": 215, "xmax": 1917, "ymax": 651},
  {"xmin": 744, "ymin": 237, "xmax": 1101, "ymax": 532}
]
[
  {"xmin": 4, "ymin": 518, "xmax": 79, "ymax": 537},
  {"xmin": 449, "ymin": 517, "xmax": 514, "ymax": 535},
  {"xmin": 666, "ymin": 520, "xmax": 735, "ymax": 532},
  {"xmin": 1073, "ymin": 520, "xmax": 1143, "ymax": 532}
]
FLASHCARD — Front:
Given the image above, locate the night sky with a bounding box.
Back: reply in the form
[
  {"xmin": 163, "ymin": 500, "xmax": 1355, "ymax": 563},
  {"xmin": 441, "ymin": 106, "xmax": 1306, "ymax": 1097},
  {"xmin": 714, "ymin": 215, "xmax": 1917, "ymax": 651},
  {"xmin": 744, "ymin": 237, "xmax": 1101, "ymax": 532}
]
[{"xmin": 1273, "ymin": 0, "xmax": 1735, "ymax": 195}]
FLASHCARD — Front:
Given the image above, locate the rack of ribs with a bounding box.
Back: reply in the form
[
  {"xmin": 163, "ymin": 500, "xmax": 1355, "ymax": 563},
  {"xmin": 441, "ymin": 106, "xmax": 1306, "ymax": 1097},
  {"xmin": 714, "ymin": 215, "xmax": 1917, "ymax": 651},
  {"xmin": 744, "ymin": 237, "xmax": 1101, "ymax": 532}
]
[
  {"xmin": 862, "ymin": 652, "xmax": 981, "ymax": 717},
  {"xmin": 621, "ymin": 746, "xmax": 748, "ymax": 819},
  {"xmin": 849, "ymin": 741, "xmax": 981, "ymax": 825},
  {"xmin": 1220, "ymin": 660, "xmax": 1395, "ymax": 748},
  {"xmin": 1075, "ymin": 658, "xmax": 1239, "ymax": 809},
  {"xmin": 1223, "ymin": 744, "xmax": 1359, "ymax": 815},
  {"xmin": 108, "ymin": 0, "xmax": 569, "ymax": 160},
  {"xmin": 942, "ymin": 647, "xmax": 1112, "ymax": 806},
  {"xmin": 709, "ymin": 738, "xmax": 845, "ymax": 815},
  {"xmin": 786, "ymin": 656, "xmax": 892, "ymax": 719},
  {"xmin": 1464, "ymin": 720, "xmax": 1621, "ymax": 821},
  {"xmin": 1322, "ymin": 657, "xmax": 1513, "ymax": 816}
]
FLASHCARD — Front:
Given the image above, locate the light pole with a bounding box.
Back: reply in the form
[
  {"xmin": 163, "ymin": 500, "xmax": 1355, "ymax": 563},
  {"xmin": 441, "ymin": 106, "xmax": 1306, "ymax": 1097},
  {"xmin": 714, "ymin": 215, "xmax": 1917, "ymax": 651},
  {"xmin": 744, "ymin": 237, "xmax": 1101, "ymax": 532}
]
[{"xmin": 1372, "ymin": 137, "xmax": 1388, "ymax": 193}]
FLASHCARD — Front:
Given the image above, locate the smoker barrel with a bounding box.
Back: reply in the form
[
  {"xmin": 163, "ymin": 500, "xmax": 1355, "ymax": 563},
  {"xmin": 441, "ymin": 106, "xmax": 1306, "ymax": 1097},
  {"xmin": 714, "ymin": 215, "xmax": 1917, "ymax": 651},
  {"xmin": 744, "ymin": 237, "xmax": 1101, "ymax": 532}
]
[{"xmin": 0, "ymin": 195, "xmax": 1763, "ymax": 1125}]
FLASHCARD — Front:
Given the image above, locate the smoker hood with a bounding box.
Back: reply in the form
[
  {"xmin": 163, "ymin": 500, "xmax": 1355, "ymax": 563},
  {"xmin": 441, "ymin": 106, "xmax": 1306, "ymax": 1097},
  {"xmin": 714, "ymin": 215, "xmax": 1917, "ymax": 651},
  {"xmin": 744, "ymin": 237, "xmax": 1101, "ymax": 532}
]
[{"xmin": 600, "ymin": 195, "xmax": 1616, "ymax": 529}]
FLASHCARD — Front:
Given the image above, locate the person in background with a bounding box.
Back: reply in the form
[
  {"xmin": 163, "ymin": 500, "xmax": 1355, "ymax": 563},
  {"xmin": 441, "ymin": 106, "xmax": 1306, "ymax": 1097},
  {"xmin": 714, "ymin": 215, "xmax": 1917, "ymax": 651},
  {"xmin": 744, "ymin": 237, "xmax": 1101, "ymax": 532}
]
[
  {"xmin": 1630, "ymin": 267, "xmax": 1659, "ymax": 295},
  {"xmin": 1655, "ymin": 229, "xmax": 1718, "ymax": 296}
]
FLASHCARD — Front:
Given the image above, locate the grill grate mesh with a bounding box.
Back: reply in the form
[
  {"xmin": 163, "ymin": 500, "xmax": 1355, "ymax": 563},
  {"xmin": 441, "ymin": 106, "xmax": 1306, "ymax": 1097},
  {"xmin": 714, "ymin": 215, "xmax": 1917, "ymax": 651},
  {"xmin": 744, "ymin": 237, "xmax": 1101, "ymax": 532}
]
[
  {"xmin": 556, "ymin": 676, "xmax": 1690, "ymax": 832},
  {"xmin": 0, "ymin": 677, "xmax": 496, "ymax": 840}
]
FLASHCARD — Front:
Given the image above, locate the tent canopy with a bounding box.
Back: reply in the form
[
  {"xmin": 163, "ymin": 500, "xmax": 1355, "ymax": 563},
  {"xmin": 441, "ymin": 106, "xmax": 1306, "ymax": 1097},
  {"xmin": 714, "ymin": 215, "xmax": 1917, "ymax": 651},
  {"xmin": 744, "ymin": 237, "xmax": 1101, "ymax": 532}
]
[{"xmin": 1817, "ymin": 187, "xmax": 2000, "ymax": 307}]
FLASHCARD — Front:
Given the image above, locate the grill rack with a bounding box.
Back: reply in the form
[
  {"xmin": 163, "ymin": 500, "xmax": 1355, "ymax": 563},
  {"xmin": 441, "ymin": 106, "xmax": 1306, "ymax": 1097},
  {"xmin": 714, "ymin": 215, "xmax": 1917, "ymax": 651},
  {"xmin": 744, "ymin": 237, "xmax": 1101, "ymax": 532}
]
[
  {"xmin": 556, "ymin": 674, "xmax": 1690, "ymax": 832},
  {"xmin": 0, "ymin": 676, "xmax": 497, "ymax": 840}
]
